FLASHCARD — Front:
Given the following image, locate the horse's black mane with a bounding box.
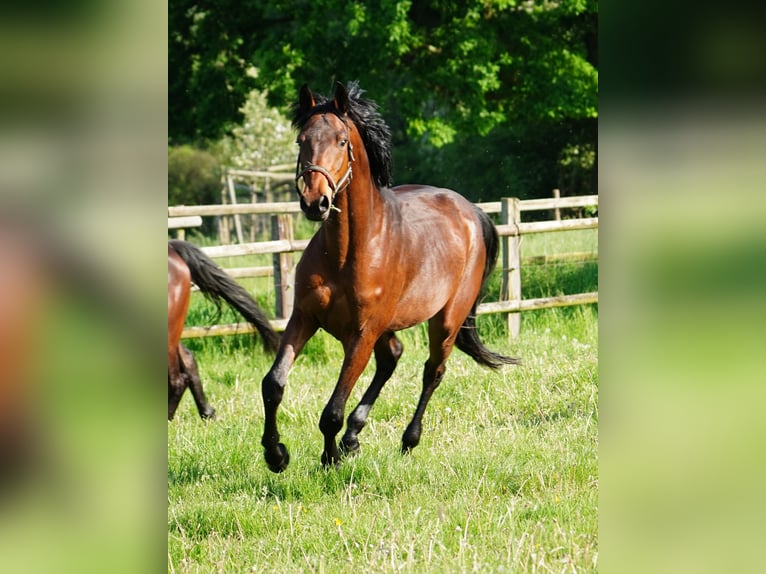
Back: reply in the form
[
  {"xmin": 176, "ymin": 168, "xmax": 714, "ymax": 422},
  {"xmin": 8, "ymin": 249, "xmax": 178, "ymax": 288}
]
[{"xmin": 292, "ymin": 81, "xmax": 393, "ymax": 188}]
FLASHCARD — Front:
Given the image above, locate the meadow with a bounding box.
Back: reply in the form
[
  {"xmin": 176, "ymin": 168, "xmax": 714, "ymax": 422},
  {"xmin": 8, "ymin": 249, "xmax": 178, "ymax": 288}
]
[{"xmin": 168, "ymin": 228, "xmax": 598, "ymax": 573}]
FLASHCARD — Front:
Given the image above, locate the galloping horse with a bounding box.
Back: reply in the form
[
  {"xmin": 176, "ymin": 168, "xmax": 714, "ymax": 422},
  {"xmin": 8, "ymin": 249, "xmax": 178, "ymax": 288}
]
[
  {"xmin": 260, "ymin": 82, "xmax": 519, "ymax": 472},
  {"xmin": 168, "ymin": 240, "xmax": 279, "ymax": 420}
]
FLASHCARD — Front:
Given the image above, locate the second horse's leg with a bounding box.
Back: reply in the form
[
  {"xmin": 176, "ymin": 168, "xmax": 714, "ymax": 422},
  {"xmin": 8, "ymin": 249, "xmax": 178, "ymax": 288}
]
[
  {"xmin": 168, "ymin": 351, "xmax": 186, "ymax": 421},
  {"xmin": 179, "ymin": 343, "xmax": 215, "ymax": 420}
]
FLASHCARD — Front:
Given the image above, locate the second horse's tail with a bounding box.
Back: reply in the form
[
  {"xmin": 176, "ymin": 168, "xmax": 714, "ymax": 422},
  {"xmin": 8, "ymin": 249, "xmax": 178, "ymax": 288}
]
[
  {"xmin": 168, "ymin": 240, "xmax": 280, "ymax": 353},
  {"xmin": 454, "ymin": 208, "xmax": 521, "ymax": 369}
]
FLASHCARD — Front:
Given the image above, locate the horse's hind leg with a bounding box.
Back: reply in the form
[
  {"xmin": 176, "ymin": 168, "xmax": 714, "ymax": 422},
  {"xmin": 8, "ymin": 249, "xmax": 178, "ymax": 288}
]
[
  {"xmin": 340, "ymin": 331, "xmax": 403, "ymax": 456},
  {"xmin": 179, "ymin": 343, "xmax": 215, "ymax": 420},
  {"xmin": 401, "ymin": 320, "xmax": 456, "ymax": 453},
  {"xmin": 168, "ymin": 354, "xmax": 186, "ymax": 421}
]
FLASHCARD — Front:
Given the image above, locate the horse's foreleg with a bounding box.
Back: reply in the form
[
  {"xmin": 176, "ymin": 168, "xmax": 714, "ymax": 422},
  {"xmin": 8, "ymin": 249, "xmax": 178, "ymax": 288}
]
[
  {"xmin": 320, "ymin": 335, "xmax": 378, "ymax": 467},
  {"xmin": 261, "ymin": 313, "xmax": 317, "ymax": 473},
  {"xmin": 179, "ymin": 343, "xmax": 215, "ymax": 420},
  {"xmin": 340, "ymin": 331, "xmax": 403, "ymax": 456}
]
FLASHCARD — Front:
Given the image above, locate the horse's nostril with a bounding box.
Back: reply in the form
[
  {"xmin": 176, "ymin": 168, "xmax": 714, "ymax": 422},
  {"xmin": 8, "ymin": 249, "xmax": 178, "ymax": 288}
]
[{"xmin": 318, "ymin": 195, "xmax": 330, "ymax": 213}]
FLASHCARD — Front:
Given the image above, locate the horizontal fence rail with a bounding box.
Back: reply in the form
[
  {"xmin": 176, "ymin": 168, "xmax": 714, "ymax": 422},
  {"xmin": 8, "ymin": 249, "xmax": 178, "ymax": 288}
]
[
  {"xmin": 179, "ymin": 291, "xmax": 599, "ymax": 339},
  {"xmin": 170, "ymin": 193, "xmax": 598, "ymax": 338},
  {"xmin": 167, "ymin": 194, "xmax": 598, "ymax": 220}
]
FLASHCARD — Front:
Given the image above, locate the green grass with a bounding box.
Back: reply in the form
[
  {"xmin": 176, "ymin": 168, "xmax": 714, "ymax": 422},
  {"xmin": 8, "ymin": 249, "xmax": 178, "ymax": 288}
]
[{"xmin": 169, "ymin": 229, "xmax": 597, "ymax": 573}]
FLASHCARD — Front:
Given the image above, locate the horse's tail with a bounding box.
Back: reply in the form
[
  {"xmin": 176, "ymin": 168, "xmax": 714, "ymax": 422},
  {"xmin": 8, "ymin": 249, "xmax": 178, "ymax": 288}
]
[
  {"xmin": 168, "ymin": 240, "xmax": 280, "ymax": 353},
  {"xmin": 454, "ymin": 208, "xmax": 521, "ymax": 369}
]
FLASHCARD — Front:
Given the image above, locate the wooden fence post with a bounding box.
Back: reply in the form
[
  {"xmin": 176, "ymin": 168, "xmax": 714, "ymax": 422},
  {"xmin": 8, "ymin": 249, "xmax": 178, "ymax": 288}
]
[
  {"xmin": 272, "ymin": 214, "xmax": 295, "ymax": 320},
  {"xmin": 501, "ymin": 197, "xmax": 521, "ymax": 338},
  {"xmin": 227, "ymin": 173, "xmax": 244, "ymax": 244},
  {"xmin": 218, "ymin": 176, "xmax": 230, "ymax": 244},
  {"xmin": 552, "ymin": 188, "xmax": 561, "ymax": 221}
]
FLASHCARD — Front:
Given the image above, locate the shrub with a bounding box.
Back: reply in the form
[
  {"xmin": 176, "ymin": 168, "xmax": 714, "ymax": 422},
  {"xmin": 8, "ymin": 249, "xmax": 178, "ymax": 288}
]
[{"xmin": 168, "ymin": 145, "xmax": 221, "ymax": 206}]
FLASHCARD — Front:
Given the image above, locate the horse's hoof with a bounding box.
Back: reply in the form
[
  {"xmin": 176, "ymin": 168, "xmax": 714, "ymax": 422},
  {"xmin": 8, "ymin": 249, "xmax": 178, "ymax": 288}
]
[
  {"xmin": 265, "ymin": 443, "xmax": 290, "ymax": 473},
  {"xmin": 321, "ymin": 450, "xmax": 341, "ymax": 469},
  {"xmin": 401, "ymin": 428, "xmax": 420, "ymax": 453},
  {"xmin": 200, "ymin": 409, "xmax": 216, "ymax": 420},
  {"xmin": 339, "ymin": 437, "xmax": 360, "ymax": 457}
]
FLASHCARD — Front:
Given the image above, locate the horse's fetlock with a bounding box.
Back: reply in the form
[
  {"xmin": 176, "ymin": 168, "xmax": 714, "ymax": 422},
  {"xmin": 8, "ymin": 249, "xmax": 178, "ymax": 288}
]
[{"xmin": 319, "ymin": 407, "xmax": 344, "ymax": 436}]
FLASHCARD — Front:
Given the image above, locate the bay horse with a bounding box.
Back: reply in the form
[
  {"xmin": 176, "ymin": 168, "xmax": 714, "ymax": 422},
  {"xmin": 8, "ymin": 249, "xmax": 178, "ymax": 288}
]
[
  {"xmin": 168, "ymin": 240, "xmax": 279, "ymax": 420},
  {"xmin": 260, "ymin": 81, "xmax": 519, "ymax": 472}
]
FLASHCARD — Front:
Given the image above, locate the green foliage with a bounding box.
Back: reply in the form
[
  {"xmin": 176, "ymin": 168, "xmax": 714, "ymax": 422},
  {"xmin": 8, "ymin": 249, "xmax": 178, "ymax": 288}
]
[
  {"xmin": 394, "ymin": 118, "xmax": 596, "ymax": 202},
  {"xmin": 215, "ymin": 89, "xmax": 296, "ymax": 170},
  {"xmin": 168, "ymin": 145, "xmax": 221, "ymax": 206},
  {"xmin": 169, "ymin": 0, "xmax": 598, "ymax": 199},
  {"xmin": 170, "ymin": 0, "xmax": 597, "ymax": 142}
]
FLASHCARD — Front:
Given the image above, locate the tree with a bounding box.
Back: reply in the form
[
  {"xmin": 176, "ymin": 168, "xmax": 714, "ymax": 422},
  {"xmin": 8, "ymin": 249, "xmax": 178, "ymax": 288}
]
[
  {"xmin": 170, "ymin": 0, "xmax": 597, "ymax": 199},
  {"xmin": 215, "ymin": 89, "xmax": 295, "ymax": 171},
  {"xmin": 168, "ymin": 145, "xmax": 220, "ymax": 206}
]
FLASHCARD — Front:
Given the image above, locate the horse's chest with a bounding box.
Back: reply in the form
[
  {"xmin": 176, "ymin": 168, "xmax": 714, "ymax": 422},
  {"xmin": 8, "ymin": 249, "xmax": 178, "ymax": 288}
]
[{"xmin": 298, "ymin": 270, "xmax": 384, "ymax": 332}]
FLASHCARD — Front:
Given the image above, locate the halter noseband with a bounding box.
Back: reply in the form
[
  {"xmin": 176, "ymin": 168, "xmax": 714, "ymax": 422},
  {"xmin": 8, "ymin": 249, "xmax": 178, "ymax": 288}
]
[{"xmin": 295, "ymin": 116, "xmax": 356, "ymax": 212}]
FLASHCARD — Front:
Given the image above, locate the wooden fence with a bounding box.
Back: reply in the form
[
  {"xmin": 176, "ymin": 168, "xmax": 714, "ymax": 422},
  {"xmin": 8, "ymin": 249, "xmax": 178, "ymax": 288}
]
[{"xmin": 169, "ymin": 193, "xmax": 598, "ymax": 339}]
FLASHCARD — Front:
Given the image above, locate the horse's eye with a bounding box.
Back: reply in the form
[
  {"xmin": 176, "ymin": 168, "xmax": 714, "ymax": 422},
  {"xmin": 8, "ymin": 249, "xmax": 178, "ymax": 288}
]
[{"xmin": 340, "ymin": 138, "xmax": 347, "ymax": 147}]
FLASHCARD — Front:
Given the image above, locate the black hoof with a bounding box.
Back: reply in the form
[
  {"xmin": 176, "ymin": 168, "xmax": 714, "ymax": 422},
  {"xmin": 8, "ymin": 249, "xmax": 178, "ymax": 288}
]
[
  {"xmin": 321, "ymin": 450, "xmax": 341, "ymax": 469},
  {"xmin": 265, "ymin": 443, "xmax": 290, "ymax": 473},
  {"xmin": 401, "ymin": 428, "xmax": 420, "ymax": 453},
  {"xmin": 200, "ymin": 408, "xmax": 216, "ymax": 420},
  {"xmin": 339, "ymin": 437, "xmax": 360, "ymax": 457}
]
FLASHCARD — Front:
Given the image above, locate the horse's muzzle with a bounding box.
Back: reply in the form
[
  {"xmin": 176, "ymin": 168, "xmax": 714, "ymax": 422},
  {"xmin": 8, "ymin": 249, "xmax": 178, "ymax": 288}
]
[{"xmin": 300, "ymin": 193, "xmax": 331, "ymax": 221}]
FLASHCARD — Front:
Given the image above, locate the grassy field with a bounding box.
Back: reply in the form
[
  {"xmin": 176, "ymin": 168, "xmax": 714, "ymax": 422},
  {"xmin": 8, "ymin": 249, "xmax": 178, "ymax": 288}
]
[{"xmin": 168, "ymin": 228, "xmax": 597, "ymax": 573}]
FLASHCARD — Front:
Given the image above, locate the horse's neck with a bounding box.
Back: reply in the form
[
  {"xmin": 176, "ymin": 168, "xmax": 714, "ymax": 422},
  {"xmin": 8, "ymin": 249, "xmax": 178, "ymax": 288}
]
[{"xmin": 322, "ymin": 176, "xmax": 384, "ymax": 267}]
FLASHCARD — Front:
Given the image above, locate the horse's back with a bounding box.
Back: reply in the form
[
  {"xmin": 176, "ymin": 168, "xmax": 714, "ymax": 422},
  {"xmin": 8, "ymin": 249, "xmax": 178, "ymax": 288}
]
[
  {"xmin": 390, "ymin": 184, "xmax": 481, "ymax": 225},
  {"xmin": 388, "ymin": 184, "xmax": 485, "ymax": 248}
]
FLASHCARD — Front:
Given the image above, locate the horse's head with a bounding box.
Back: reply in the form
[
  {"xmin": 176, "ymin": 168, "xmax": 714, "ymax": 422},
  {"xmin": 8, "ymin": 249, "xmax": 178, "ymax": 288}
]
[{"xmin": 294, "ymin": 83, "xmax": 355, "ymax": 221}]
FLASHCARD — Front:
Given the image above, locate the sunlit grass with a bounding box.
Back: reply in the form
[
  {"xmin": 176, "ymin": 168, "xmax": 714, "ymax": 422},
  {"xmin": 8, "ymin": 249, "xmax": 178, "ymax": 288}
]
[{"xmin": 169, "ymin": 228, "xmax": 597, "ymax": 572}]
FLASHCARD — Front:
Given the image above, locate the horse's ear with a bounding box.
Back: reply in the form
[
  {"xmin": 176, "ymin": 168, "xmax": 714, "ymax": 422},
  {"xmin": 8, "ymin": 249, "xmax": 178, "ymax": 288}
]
[
  {"xmin": 333, "ymin": 81, "xmax": 349, "ymax": 114},
  {"xmin": 298, "ymin": 84, "xmax": 315, "ymax": 115}
]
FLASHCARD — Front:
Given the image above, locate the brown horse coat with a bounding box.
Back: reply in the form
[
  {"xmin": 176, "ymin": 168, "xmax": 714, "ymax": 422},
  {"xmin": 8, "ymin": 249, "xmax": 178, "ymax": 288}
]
[{"xmin": 261, "ymin": 82, "xmax": 518, "ymax": 472}]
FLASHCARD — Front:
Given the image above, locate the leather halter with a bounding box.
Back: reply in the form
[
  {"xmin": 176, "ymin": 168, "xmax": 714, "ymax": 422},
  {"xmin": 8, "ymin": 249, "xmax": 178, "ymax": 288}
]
[{"xmin": 295, "ymin": 115, "xmax": 356, "ymax": 212}]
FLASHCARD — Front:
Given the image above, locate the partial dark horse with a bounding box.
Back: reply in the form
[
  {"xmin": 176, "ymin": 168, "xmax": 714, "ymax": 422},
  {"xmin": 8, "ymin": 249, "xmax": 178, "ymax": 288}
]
[
  {"xmin": 260, "ymin": 82, "xmax": 519, "ymax": 472},
  {"xmin": 168, "ymin": 240, "xmax": 279, "ymax": 420}
]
